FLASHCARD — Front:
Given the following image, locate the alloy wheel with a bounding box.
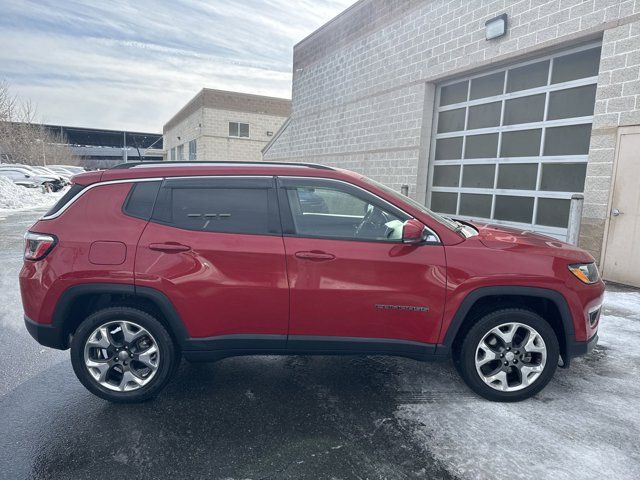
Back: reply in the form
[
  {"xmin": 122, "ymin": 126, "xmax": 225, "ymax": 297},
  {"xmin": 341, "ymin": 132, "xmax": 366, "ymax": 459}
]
[
  {"xmin": 474, "ymin": 322, "xmax": 547, "ymax": 392},
  {"xmin": 83, "ymin": 320, "xmax": 160, "ymax": 392}
]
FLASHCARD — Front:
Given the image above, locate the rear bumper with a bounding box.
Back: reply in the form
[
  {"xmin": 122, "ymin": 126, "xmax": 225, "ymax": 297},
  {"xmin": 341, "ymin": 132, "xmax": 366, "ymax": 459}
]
[{"xmin": 24, "ymin": 315, "xmax": 68, "ymax": 350}]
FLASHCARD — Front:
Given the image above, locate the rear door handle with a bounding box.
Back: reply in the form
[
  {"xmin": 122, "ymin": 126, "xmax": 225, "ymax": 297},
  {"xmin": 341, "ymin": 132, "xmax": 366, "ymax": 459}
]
[
  {"xmin": 295, "ymin": 251, "xmax": 336, "ymax": 261},
  {"xmin": 149, "ymin": 242, "xmax": 191, "ymax": 253}
]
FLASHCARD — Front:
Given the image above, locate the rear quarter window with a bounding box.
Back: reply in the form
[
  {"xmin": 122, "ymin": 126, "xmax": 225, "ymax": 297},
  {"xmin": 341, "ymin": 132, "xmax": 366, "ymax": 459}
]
[
  {"xmin": 123, "ymin": 181, "xmax": 161, "ymax": 220},
  {"xmin": 44, "ymin": 183, "xmax": 86, "ymax": 217}
]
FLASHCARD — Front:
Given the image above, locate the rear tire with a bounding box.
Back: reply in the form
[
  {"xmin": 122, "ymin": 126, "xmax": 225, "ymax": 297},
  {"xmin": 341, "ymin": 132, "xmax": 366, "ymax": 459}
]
[
  {"xmin": 70, "ymin": 307, "xmax": 179, "ymax": 403},
  {"xmin": 456, "ymin": 308, "xmax": 559, "ymax": 402}
]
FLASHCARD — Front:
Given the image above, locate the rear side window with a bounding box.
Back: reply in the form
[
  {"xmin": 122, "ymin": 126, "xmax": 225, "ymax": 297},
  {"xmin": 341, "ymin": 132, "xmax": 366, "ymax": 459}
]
[
  {"xmin": 44, "ymin": 183, "xmax": 86, "ymax": 217},
  {"xmin": 152, "ymin": 177, "xmax": 278, "ymax": 235},
  {"xmin": 123, "ymin": 181, "xmax": 161, "ymax": 220}
]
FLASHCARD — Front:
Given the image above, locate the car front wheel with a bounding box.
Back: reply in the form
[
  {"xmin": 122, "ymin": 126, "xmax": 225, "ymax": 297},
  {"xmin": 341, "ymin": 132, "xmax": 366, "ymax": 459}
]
[
  {"xmin": 456, "ymin": 308, "xmax": 559, "ymax": 402},
  {"xmin": 70, "ymin": 307, "xmax": 179, "ymax": 403}
]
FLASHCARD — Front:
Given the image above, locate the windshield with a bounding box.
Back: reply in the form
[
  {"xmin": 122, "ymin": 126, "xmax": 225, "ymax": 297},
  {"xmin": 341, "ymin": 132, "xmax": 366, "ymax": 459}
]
[{"xmin": 360, "ymin": 176, "xmax": 477, "ymax": 237}]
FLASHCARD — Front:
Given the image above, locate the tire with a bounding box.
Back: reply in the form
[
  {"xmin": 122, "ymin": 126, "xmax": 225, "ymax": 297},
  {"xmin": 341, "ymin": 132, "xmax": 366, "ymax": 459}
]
[
  {"xmin": 456, "ymin": 308, "xmax": 559, "ymax": 402},
  {"xmin": 70, "ymin": 307, "xmax": 179, "ymax": 403}
]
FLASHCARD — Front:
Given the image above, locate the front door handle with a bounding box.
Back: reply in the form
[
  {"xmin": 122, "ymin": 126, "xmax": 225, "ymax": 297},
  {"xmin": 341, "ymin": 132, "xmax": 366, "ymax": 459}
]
[
  {"xmin": 149, "ymin": 242, "xmax": 191, "ymax": 253},
  {"xmin": 295, "ymin": 251, "xmax": 336, "ymax": 261}
]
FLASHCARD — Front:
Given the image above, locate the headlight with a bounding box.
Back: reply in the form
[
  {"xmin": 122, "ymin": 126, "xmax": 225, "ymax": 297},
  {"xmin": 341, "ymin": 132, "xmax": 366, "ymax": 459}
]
[{"xmin": 568, "ymin": 263, "xmax": 599, "ymax": 284}]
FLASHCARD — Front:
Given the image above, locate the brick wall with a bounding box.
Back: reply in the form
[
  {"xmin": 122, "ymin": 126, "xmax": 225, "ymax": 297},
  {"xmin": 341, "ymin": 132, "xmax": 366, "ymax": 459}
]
[{"xmin": 265, "ymin": 0, "xmax": 640, "ymax": 261}]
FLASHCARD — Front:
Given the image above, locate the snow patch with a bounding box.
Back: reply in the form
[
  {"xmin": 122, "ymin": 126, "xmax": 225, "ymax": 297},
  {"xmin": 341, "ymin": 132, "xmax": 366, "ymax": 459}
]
[
  {"xmin": 0, "ymin": 176, "xmax": 65, "ymax": 212},
  {"xmin": 395, "ymin": 289, "xmax": 640, "ymax": 480}
]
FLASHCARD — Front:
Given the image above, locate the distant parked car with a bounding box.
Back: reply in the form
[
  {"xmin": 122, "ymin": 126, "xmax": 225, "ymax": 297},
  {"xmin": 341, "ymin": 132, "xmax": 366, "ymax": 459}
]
[
  {"xmin": 48, "ymin": 165, "xmax": 86, "ymax": 175},
  {"xmin": 0, "ymin": 165, "xmax": 63, "ymax": 192}
]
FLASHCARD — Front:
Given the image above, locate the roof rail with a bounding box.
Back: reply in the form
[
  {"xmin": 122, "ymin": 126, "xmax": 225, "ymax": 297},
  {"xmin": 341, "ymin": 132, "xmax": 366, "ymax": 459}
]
[{"xmin": 110, "ymin": 161, "xmax": 335, "ymax": 171}]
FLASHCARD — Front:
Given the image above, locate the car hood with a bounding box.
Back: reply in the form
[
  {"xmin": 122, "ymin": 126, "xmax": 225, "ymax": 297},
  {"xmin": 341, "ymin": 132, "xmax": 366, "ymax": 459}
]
[{"xmin": 470, "ymin": 222, "xmax": 594, "ymax": 263}]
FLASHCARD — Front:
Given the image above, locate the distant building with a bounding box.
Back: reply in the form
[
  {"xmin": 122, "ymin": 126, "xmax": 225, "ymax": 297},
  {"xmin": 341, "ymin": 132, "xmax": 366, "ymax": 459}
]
[
  {"xmin": 163, "ymin": 89, "xmax": 290, "ymax": 162},
  {"xmin": 41, "ymin": 124, "xmax": 163, "ymax": 169}
]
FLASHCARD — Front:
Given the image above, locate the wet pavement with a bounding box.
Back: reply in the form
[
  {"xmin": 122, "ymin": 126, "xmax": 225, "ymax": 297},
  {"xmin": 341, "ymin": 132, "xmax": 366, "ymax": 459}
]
[{"xmin": 2, "ymin": 209, "xmax": 640, "ymax": 480}]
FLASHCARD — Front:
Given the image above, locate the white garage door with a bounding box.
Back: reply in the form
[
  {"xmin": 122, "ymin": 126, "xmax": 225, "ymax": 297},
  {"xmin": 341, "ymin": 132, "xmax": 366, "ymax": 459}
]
[{"xmin": 427, "ymin": 43, "xmax": 601, "ymax": 240}]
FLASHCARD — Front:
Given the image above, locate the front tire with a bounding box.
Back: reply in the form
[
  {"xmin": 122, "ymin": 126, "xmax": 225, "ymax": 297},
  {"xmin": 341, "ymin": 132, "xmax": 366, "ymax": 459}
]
[
  {"xmin": 70, "ymin": 307, "xmax": 179, "ymax": 403},
  {"xmin": 456, "ymin": 308, "xmax": 559, "ymax": 402}
]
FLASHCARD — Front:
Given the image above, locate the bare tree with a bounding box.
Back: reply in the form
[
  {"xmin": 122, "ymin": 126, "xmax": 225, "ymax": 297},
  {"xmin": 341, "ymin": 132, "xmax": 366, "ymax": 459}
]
[{"xmin": 0, "ymin": 81, "xmax": 79, "ymax": 166}]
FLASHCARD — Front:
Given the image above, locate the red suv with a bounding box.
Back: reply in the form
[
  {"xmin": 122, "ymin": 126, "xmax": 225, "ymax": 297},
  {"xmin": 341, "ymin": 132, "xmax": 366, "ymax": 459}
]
[{"xmin": 20, "ymin": 162, "xmax": 603, "ymax": 403}]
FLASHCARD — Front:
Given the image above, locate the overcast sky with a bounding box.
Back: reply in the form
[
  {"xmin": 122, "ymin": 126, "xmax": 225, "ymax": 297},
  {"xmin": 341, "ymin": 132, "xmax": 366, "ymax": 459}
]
[{"xmin": 0, "ymin": 0, "xmax": 353, "ymax": 132}]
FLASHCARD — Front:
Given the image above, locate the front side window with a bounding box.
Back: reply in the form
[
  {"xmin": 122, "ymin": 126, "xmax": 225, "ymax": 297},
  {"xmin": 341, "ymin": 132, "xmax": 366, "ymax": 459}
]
[
  {"xmin": 284, "ymin": 183, "xmax": 406, "ymax": 242},
  {"xmin": 229, "ymin": 122, "xmax": 249, "ymax": 138},
  {"xmin": 152, "ymin": 177, "xmax": 277, "ymax": 235}
]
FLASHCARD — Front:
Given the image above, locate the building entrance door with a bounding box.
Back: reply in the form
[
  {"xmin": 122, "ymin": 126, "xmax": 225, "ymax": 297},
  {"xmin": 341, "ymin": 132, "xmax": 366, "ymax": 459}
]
[{"xmin": 602, "ymin": 126, "xmax": 640, "ymax": 287}]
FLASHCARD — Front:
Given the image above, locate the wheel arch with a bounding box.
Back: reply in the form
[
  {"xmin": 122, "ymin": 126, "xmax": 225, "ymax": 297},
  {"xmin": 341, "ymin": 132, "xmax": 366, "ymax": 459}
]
[
  {"xmin": 441, "ymin": 286, "xmax": 575, "ymax": 367},
  {"xmin": 52, "ymin": 283, "xmax": 189, "ymax": 349}
]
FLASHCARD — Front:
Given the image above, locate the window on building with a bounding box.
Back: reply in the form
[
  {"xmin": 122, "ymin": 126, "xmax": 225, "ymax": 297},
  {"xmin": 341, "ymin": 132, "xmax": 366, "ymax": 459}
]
[
  {"xmin": 229, "ymin": 122, "xmax": 250, "ymax": 138},
  {"xmin": 430, "ymin": 44, "xmax": 601, "ymax": 240},
  {"xmin": 188, "ymin": 140, "xmax": 197, "ymax": 160},
  {"xmin": 177, "ymin": 144, "xmax": 184, "ymax": 161},
  {"xmin": 170, "ymin": 147, "xmax": 176, "ymax": 161}
]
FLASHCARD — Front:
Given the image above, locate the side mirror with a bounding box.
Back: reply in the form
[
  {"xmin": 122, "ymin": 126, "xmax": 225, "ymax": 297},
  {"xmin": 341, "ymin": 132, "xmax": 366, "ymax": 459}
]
[
  {"xmin": 25, "ymin": 174, "xmax": 31, "ymax": 178},
  {"xmin": 402, "ymin": 219, "xmax": 439, "ymax": 244}
]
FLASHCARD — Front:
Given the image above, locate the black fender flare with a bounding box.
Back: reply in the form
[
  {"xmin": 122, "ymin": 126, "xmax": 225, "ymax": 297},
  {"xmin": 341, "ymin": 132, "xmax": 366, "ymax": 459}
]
[
  {"xmin": 438, "ymin": 286, "xmax": 575, "ymax": 362},
  {"xmin": 52, "ymin": 283, "xmax": 189, "ymax": 348}
]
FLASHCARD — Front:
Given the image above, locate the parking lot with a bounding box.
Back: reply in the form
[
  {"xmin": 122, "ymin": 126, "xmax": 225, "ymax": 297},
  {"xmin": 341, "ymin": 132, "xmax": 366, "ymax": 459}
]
[{"xmin": 1, "ymin": 208, "xmax": 639, "ymax": 480}]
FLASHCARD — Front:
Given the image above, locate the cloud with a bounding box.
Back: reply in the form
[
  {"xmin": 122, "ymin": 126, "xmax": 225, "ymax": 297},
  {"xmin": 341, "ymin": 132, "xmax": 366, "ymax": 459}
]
[{"xmin": 0, "ymin": 0, "xmax": 353, "ymax": 132}]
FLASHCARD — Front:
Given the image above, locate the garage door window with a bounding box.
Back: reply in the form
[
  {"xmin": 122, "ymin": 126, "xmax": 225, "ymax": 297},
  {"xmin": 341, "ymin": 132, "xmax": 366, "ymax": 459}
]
[{"xmin": 429, "ymin": 43, "xmax": 601, "ymax": 239}]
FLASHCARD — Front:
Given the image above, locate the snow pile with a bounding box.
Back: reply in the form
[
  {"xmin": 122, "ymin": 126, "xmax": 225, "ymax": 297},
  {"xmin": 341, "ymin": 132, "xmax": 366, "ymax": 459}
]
[{"xmin": 0, "ymin": 176, "xmax": 65, "ymax": 212}]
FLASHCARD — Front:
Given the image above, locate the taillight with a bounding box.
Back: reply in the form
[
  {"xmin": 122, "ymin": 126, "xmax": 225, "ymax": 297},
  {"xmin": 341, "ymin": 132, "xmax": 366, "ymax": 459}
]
[{"xmin": 24, "ymin": 232, "xmax": 57, "ymax": 261}]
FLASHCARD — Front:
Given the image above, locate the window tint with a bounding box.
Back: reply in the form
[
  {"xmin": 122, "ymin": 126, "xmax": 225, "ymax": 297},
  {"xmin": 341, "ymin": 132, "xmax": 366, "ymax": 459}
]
[
  {"xmin": 286, "ymin": 186, "xmax": 405, "ymax": 242},
  {"xmin": 431, "ymin": 191, "xmax": 457, "ymax": 214},
  {"xmin": 465, "ymin": 133, "xmax": 499, "ymax": 159},
  {"xmin": 501, "ymin": 129, "xmax": 542, "ymax": 157},
  {"xmin": 506, "ymin": 60, "xmax": 550, "ymax": 93},
  {"xmin": 503, "ymin": 94, "xmax": 545, "ymax": 125},
  {"xmin": 435, "ymin": 137, "xmax": 463, "ymax": 160},
  {"xmin": 536, "ymin": 198, "xmax": 570, "ymax": 227},
  {"xmin": 153, "ymin": 180, "xmax": 274, "ymax": 235},
  {"xmin": 468, "ymin": 102, "xmax": 501, "ymax": 130},
  {"xmin": 433, "ymin": 165, "xmax": 460, "ymax": 187},
  {"xmin": 497, "ymin": 164, "xmax": 538, "ymax": 190},
  {"xmin": 547, "ymin": 85, "xmax": 597, "ymax": 120},
  {"xmin": 459, "ymin": 193, "xmax": 492, "ymax": 218},
  {"xmin": 540, "ymin": 163, "xmax": 587, "ymax": 191},
  {"xmin": 551, "ymin": 47, "xmax": 601, "ymax": 84},
  {"xmin": 494, "ymin": 195, "xmax": 534, "ymax": 223},
  {"xmin": 544, "ymin": 124, "xmax": 592, "ymax": 155},
  {"xmin": 123, "ymin": 181, "xmax": 160, "ymax": 220},
  {"xmin": 44, "ymin": 183, "xmax": 85, "ymax": 217},
  {"xmin": 437, "ymin": 108, "xmax": 466, "ymax": 133},
  {"xmin": 440, "ymin": 81, "xmax": 468, "ymax": 106},
  {"xmin": 462, "ymin": 164, "xmax": 495, "ymax": 188},
  {"xmin": 470, "ymin": 72, "xmax": 504, "ymax": 100}
]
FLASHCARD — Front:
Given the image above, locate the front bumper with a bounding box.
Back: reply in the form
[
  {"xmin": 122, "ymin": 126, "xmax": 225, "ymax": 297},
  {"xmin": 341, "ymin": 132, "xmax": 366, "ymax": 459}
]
[
  {"xmin": 564, "ymin": 332, "xmax": 598, "ymax": 367},
  {"xmin": 24, "ymin": 315, "xmax": 68, "ymax": 350}
]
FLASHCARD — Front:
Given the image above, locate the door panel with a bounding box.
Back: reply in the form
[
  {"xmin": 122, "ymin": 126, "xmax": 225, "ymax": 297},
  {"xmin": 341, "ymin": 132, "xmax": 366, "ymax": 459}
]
[
  {"xmin": 603, "ymin": 128, "xmax": 640, "ymax": 287},
  {"xmin": 283, "ymin": 236, "xmax": 447, "ymax": 344},
  {"xmin": 278, "ymin": 177, "xmax": 447, "ymax": 345},
  {"xmin": 135, "ymin": 176, "xmax": 288, "ymax": 340}
]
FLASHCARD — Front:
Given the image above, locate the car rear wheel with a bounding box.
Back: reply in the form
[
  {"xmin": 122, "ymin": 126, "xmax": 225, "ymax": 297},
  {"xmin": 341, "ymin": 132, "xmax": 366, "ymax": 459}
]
[
  {"xmin": 456, "ymin": 308, "xmax": 559, "ymax": 402},
  {"xmin": 70, "ymin": 307, "xmax": 179, "ymax": 403}
]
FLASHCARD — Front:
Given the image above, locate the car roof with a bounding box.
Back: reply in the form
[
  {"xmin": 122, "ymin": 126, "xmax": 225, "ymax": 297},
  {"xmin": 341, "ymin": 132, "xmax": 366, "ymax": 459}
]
[{"xmin": 74, "ymin": 161, "xmax": 359, "ymax": 185}]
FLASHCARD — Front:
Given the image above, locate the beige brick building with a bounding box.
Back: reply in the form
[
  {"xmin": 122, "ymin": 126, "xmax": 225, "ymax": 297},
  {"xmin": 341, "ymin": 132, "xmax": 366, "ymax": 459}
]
[
  {"xmin": 163, "ymin": 89, "xmax": 290, "ymax": 162},
  {"xmin": 264, "ymin": 0, "xmax": 640, "ymax": 286}
]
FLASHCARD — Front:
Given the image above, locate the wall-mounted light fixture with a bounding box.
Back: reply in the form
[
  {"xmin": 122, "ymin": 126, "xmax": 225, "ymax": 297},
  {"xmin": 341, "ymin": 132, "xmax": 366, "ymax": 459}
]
[
  {"xmin": 266, "ymin": 131, "xmax": 274, "ymax": 136},
  {"xmin": 485, "ymin": 14, "xmax": 508, "ymax": 40}
]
